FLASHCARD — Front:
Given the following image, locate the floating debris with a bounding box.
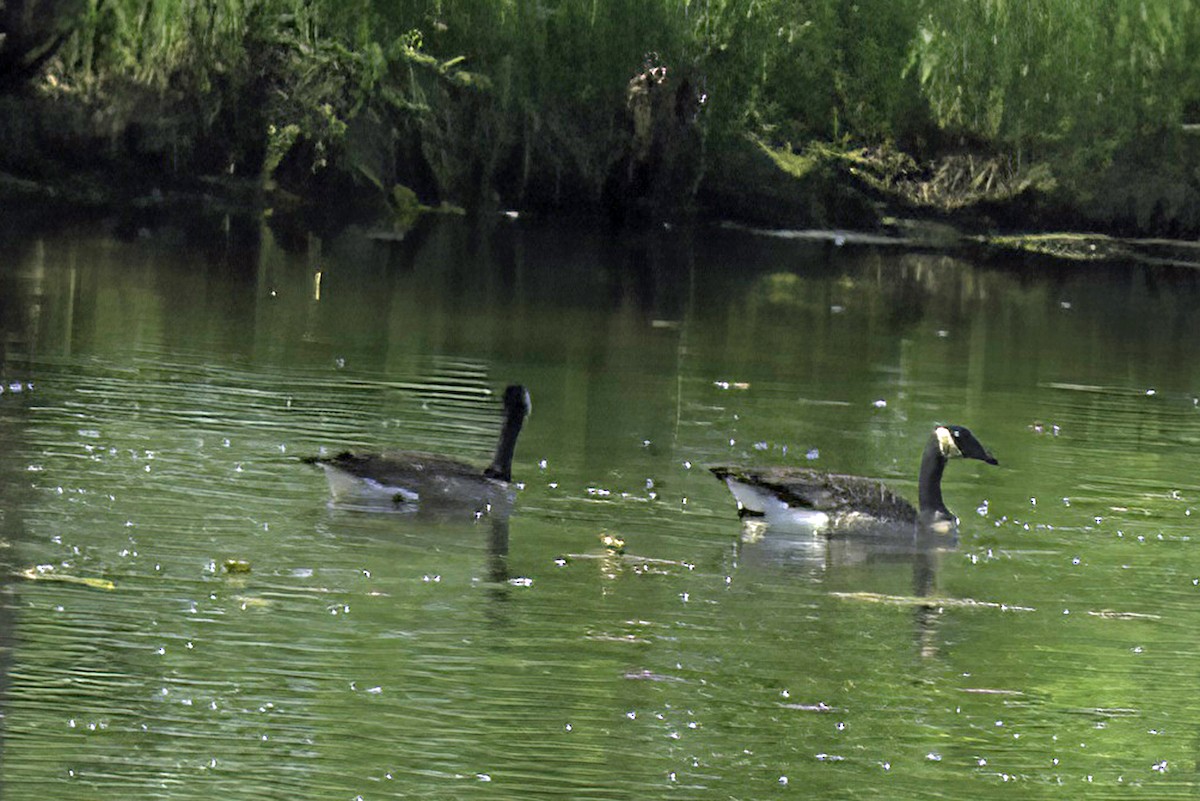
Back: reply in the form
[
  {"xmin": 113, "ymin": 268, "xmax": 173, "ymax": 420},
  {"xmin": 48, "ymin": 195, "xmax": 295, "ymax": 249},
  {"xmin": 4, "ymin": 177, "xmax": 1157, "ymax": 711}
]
[
  {"xmin": 222, "ymin": 559, "xmax": 252, "ymax": 574},
  {"xmin": 982, "ymin": 232, "xmax": 1118, "ymax": 261},
  {"xmin": 566, "ymin": 551, "xmax": 691, "ymax": 573},
  {"xmin": 600, "ymin": 534, "xmax": 626, "ymax": 554},
  {"xmin": 830, "ymin": 591, "xmax": 1034, "ymax": 611},
  {"xmin": 1086, "ymin": 610, "xmax": 1162, "ymax": 621},
  {"xmin": 781, "ymin": 701, "xmax": 837, "ymax": 712},
  {"xmin": 623, "ymin": 669, "xmax": 687, "ymax": 683},
  {"xmin": 586, "ymin": 632, "xmax": 651, "ymax": 644},
  {"xmin": 233, "ymin": 595, "xmax": 272, "ymax": 610},
  {"xmin": 18, "ymin": 566, "xmax": 114, "ymax": 591}
]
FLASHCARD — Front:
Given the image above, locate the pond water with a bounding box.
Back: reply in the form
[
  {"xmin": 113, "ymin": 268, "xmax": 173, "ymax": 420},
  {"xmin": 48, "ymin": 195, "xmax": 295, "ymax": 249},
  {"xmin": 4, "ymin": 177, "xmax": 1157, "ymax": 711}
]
[{"xmin": 1, "ymin": 210, "xmax": 1200, "ymax": 799}]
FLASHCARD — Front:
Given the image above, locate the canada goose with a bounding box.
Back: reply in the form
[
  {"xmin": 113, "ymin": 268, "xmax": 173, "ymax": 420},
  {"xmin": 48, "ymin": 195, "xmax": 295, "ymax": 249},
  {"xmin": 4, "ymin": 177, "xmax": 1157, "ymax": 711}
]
[
  {"xmin": 306, "ymin": 385, "xmax": 531, "ymax": 508},
  {"xmin": 710, "ymin": 425, "xmax": 998, "ymax": 532}
]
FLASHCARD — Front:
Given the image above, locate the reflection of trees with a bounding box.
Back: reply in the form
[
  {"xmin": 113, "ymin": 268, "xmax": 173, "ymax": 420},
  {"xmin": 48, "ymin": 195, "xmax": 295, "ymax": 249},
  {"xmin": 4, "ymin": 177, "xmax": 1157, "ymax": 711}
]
[
  {"xmin": 0, "ymin": 403, "xmax": 27, "ymax": 789},
  {"xmin": 0, "ymin": 234, "xmax": 42, "ymax": 379},
  {"xmin": 689, "ymin": 235, "xmax": 1200, "ymax": 453}
]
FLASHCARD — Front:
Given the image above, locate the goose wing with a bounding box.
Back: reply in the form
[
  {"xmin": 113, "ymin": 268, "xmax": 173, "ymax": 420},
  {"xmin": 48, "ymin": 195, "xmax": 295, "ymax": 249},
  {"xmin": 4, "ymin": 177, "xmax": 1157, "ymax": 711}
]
[
  {"xmin": 711, "ymin": 466, "xmax": 918, "ymax": 523},
  {"xmin": 310, "ymin": 450, "xmax": 501, "ymax": 501}
]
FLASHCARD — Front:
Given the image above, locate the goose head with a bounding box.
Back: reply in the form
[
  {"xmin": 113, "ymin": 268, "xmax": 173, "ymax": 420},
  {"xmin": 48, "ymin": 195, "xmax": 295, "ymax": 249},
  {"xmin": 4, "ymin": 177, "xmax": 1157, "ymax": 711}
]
[
  {"xmin": 919, "ymin": 424, "xmax": 998, "ymax": 529},
  {"xmin": 934, "ymin": 425, "xmax": 998, "ymax": 466}
]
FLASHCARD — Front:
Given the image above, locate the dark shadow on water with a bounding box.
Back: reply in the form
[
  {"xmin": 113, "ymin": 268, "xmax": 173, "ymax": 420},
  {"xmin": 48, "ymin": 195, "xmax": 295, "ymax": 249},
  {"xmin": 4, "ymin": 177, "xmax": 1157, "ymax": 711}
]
[
  {"xmin": 0, "ymin": 437, "xmax": 22, "ymax": 800},
  {"xmin": 0, "ymin": 269, "xmax": 37, "ymax": 800}
]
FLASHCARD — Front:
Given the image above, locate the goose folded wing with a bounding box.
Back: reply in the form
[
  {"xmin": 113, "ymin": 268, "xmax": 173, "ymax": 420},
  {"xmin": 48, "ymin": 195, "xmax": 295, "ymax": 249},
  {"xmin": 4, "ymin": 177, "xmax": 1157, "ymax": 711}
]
[{"xmin": 719, "ymin": 466, "xmax": 918, "ymax": 523}]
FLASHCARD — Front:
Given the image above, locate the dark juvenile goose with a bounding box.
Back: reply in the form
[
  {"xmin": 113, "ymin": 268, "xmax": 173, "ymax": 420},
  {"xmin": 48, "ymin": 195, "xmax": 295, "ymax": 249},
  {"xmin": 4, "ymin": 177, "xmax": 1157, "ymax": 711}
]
[
  {"xmin": 306, "ymin": 385, "xmax": 531, "ymax": 507},
  {"xmin": 710, "ymin": 425, "xmax": 998, "ymax": 531}
]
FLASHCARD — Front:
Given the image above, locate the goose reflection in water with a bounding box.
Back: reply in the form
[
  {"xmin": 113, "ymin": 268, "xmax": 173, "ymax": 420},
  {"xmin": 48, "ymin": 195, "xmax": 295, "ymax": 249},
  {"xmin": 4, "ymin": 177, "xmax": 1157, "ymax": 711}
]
[
  {"xmin": 318, "ymin": 505, "xmax": 518, "ymax": 626},
  {"xmin": 730, "ymin": 518, "xmax": 957, "ymax": 659}
]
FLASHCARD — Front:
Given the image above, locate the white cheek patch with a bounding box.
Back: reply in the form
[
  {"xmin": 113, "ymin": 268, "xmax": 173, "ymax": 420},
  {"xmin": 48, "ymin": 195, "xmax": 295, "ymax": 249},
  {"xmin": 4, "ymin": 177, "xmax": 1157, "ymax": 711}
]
[{"xmin": 935, "ymin": 426, "xmax": 963, "ymax": 458}]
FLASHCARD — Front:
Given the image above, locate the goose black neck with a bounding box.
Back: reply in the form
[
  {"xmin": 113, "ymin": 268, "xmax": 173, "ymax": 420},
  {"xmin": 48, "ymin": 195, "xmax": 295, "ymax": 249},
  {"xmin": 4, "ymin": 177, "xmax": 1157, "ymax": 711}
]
[
  {"xmin": 483, "ymin": 402, "xmax": 526, "ymax": 482},
  {"xmin": 917, "ymin": 435, "xmax": 950, "ymax": 519}
]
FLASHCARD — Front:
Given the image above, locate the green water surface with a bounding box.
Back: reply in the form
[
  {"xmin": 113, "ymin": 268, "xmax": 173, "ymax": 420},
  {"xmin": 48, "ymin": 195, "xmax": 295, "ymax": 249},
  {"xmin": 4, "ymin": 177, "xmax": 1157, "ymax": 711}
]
[{"xmin": 0, "ymin": 215, "xmax": 1198, "ymax": 799}]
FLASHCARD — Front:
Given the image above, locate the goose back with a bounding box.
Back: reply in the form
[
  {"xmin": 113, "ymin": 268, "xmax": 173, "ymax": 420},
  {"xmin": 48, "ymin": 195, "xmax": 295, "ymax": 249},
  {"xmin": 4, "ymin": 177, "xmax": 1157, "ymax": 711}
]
[{"xmin": 711, "ymin": 465, "xmax": 919, "ymax": 524}]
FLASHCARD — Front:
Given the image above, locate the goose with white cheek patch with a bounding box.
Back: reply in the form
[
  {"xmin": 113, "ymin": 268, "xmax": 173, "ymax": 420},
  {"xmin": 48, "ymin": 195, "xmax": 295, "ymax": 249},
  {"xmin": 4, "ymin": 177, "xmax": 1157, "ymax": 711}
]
[
  {"xmin": 710, "ymin": 424, "xmax": 998, "ymax": 533},
  {"xmin": 305, "ymin": 385, "xmax": 531, "ymax": 510}
]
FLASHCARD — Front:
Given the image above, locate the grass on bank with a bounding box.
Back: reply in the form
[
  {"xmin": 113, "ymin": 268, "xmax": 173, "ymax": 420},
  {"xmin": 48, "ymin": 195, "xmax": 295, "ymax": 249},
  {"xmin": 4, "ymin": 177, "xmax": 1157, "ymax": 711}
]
[{"xmin": 5, "ymin": 0, "xmax": 1200, "ymax": 229}]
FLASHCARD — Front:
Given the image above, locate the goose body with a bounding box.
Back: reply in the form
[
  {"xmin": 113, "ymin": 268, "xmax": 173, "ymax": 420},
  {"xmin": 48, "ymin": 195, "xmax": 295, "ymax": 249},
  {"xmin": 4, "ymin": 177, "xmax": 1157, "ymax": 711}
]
[
  {"xmin": 307, "ymin": 385, "xmax": 530, "ymax": 510},
  {"xmin": 711, "ymin": 425, "xmax": 997, "ymax": 532}
]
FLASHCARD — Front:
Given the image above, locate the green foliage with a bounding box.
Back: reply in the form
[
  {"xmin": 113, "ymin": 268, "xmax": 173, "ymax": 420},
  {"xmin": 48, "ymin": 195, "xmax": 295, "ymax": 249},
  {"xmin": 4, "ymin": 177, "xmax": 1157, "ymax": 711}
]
[
  {"xmin": 692, "ymin": 0, "xmax": 926, "ymax": 146},
  {"xmin": 22, "ymin": 0, "xmax": 939, "ymax": 203},
  {"xmin": 909, "ymin": 0, "xmax": 1200, "ymax": 173},
  {"xmin": 0, "ymin": 0, "xmax": 87, "ymax": 88},
  {"xmin": 41, "ymin": 0, "xmax": 486, "ymax": 183},
  {"xmin": 368, "ymin": 0, "xmax": 701, "ymax": 201},
  {"xmin": 18, "ymin": 0, "xmax": 1200, "ymax": 222},
  {"xmin": 263, "ymin": 123, "xmax": 300, "ymax": 178},
  {"xmin": 57, "ymin": 0, "xmax": 265, "ymax": 88}
]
